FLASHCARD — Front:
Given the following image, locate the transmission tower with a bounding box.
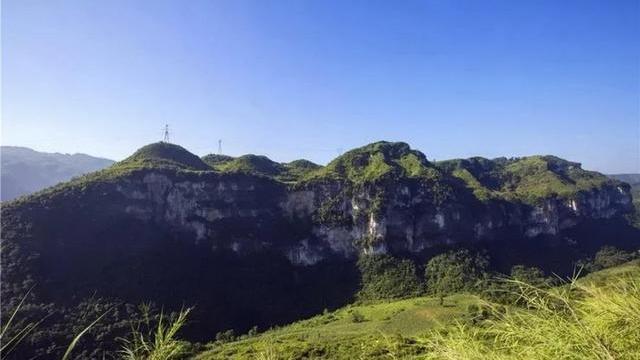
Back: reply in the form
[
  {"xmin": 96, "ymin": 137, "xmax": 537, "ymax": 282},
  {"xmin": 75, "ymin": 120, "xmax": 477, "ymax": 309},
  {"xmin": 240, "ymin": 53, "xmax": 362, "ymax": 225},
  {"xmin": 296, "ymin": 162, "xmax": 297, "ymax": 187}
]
[
  {"xmin": 163, "ymin": 124, "xmax": 170, "ymax": 143},
  {"xmin": 218, "ymin": 139, "xmax": 222, "ymax": 155}
]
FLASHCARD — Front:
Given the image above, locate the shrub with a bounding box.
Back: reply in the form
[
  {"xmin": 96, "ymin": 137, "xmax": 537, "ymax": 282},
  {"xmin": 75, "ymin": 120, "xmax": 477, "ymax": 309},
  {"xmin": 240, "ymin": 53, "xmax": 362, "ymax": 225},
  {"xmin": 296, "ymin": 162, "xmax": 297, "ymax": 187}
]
[
  {"xmin": 215, "ymin": 329, "xmax": 236, "ymax": 344},
  {"xmin": 118, "ymin": 307, "xmax": 192, "ymax": 360},
  {"xmin": 577, "ymin": 246, "xmax": 637, "ymax": 273},
  {"xmin": 350, "ymin": 311, "xmax": 366, "ymax": 323},
  {"xmin": 247, "ymin": 326, "xmax": 258, "ymax": 337},
  {"xmin": 483, "ymin": 265, "xmax": 551, "ymax": 305},
  {"xmin": 593, "ymin": 246, "xmax": 635, "ymax": 270}
]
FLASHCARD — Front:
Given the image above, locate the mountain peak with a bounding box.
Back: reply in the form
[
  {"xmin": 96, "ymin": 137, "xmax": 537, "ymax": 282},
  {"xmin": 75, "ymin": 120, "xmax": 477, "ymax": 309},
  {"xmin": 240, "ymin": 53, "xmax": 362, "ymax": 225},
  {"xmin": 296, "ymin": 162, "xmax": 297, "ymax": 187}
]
[
  {"xmin": 118, "ymin": 142, "xmax": 210, "ymax": 171},
  {"xmin": 303, "ymin": 141, "xmax": 435, "ymax": 184}
]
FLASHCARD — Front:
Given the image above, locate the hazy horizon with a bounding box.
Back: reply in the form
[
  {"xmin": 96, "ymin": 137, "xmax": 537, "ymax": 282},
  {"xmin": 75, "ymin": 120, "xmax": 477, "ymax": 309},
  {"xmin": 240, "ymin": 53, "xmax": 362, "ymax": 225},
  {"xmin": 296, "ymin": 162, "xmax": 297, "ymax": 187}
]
[{"xmin": 3, "ymin": 0, "xmax": 639, "ymax": 173}]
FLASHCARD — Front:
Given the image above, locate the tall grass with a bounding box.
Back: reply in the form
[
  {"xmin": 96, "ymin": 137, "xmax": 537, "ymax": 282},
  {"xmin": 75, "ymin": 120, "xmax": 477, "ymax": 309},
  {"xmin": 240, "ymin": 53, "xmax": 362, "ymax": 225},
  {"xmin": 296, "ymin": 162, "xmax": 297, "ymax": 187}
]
[
  {"xmin": 118, "ymin": 306, "xmax": 192, "ymax": 360},
  {"xmin": 61, "ymin": 308, "xmax": 113, "ymax": 360},
  {"xmin": 0, "ymin": 288, "xmax": 112, "ymax": 360},
  {"xmin": 0, "ymin": 287, "xmax": 47, "ymax": 359},
  {"xmin": 423, "ymin": 275, "xmax": 640, "ymax": 360}
]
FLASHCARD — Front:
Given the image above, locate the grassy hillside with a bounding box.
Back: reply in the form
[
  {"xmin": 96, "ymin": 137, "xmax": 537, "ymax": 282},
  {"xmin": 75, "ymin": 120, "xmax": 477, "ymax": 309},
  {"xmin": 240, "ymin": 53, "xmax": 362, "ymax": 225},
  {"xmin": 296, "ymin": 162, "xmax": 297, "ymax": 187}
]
[
  {"xmin": 196, "ymin": 260, "xmax": 640, "ymax": 360},
  {"xmin": 196, "ymin": 294, "xmax": 481, "ymax": 360}
]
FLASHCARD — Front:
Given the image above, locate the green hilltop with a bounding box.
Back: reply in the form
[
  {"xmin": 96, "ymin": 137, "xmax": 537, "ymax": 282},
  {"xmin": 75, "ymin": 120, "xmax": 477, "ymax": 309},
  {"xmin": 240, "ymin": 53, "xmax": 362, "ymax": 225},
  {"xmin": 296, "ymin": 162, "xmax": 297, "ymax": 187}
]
[
  {"xmin": 301, "ymin": 141, "xmax": 443, "ymax": 184},
  {"xmin": 437, "ymin": 155, "xmax": 617, "ymax": 204},
  {"xmin": 116, "ymin": 142, "xmax": 211, "ymax": 171},
  {"xmin": 201, "ymin": 153, "xmax": 321, "ymax": 182}
]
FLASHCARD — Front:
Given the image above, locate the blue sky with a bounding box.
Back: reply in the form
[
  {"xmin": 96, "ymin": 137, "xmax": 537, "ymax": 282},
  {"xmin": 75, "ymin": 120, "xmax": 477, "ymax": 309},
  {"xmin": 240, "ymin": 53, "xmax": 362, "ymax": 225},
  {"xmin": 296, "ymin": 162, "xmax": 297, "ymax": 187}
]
[{"xmin": 2, "ymin": 0, "xmax": 639, "ymax": 173}]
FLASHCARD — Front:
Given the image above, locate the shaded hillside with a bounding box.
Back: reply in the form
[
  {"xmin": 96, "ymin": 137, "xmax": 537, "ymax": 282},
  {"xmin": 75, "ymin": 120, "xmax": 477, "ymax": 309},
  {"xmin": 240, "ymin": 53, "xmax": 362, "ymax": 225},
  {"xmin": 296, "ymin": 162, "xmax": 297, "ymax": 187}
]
[{"xmin": 0, "ymin": 146, "xmax": 114, "ymax": 201}]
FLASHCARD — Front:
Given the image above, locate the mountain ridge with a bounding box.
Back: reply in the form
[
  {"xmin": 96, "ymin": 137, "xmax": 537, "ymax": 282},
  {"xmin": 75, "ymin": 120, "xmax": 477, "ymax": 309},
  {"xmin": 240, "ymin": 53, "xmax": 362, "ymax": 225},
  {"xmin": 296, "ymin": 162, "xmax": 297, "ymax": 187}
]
[{"xmin": 1, "ymin": 140, "xmax": 637, "ymax": 358}]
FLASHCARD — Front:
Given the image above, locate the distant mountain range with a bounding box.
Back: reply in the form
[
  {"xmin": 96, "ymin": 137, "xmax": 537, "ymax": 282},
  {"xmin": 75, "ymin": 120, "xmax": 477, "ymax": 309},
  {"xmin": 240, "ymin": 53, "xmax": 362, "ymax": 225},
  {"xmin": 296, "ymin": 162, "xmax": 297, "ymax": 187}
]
[
  {"xmin": 1, "ymin": 146, "xmax": 114, "ymax": 201},
  {"xmin": 609, "ymin": 173, "xmax": 640, "ymax": 186}
]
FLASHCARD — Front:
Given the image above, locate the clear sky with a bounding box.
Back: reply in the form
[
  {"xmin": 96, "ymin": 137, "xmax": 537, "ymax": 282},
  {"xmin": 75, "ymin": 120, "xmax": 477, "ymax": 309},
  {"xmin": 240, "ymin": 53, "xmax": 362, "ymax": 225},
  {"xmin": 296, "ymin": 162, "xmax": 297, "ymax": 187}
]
[{"xmin": 2, "ymin": 0, "xmax": 639, "ymax": 173}]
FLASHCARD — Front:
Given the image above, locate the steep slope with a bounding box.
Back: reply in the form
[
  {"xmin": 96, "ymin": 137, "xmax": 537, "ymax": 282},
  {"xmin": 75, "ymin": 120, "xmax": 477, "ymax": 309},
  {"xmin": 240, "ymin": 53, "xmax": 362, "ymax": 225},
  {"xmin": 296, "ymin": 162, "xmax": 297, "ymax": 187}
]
[
  {"xmin": 0, "ymin": 146, "xmax": 114, "ymax": 201},
  {"xmin": 1, "ymin": 141, "xmax": 637, "ymax": 359}
]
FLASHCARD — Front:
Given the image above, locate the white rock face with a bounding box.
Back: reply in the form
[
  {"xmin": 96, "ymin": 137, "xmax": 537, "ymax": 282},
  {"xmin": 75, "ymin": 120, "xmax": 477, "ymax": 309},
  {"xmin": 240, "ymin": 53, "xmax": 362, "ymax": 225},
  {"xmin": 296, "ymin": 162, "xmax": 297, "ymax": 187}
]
[
  {"xmin": 434, "ymin": 213, "xmax": 446, "ymax": 229},
  {"xmin": 282, "ymin": 191, "xmax": 315, "ymax": 218},
  {"xmin": 313, "ymin": 226, "xmax": 357, "ymax": 258},
  {"xmin": 286, "ymin": 240, "xmax": 324, "ymax": 266}
]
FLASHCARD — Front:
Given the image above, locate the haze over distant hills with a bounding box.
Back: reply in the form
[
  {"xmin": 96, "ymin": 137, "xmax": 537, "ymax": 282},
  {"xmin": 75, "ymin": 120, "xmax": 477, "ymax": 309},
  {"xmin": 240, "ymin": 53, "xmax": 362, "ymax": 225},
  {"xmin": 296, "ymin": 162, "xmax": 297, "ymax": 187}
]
[
  {"xmin": 609, "ymin": 174, "xmax": 640, "ymax": 186},
  {"xmin": 0, "ymin": 146, "xmax": 114, "ymax": 201}
]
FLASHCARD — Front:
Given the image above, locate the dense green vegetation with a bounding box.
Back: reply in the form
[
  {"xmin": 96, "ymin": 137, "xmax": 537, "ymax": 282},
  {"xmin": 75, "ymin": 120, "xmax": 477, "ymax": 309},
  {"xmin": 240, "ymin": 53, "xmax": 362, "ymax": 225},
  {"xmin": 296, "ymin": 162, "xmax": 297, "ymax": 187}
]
[
  {"xmin": 300, "ymin": 141, "xmax": 443, "ymax": 185},
  {"xmin": 425, "ymin": 250, "xmax": 489, "ymax": 304},
  {"xmin": 576, "ymin": 245, "xmax": 637, "ymax": 273},
  {"xmin": 438, "ymin": 155, "xmax": 618, "ymax": 204},
  {"xmin": 212, "ymin": 155, "xmax": 285, "ymax": 176},
  {"xmin": 357, "ymin": 255, "xmax": 422, "ymax": 301},
  {"xmin": 204, "ymin": 154, "xmax": 321, "ymax": 182}
]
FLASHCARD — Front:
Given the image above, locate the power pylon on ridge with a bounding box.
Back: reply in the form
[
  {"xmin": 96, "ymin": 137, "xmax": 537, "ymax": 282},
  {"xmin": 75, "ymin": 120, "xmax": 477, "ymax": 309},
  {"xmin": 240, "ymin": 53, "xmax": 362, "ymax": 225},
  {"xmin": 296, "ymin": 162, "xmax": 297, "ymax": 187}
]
[
  {"xmin": 218, "ymin": 139, "xmax": 222, "ymax": 155},
  {"xmin": 163, "ymin": 124, "xmax": 170, "ymax": 143}
]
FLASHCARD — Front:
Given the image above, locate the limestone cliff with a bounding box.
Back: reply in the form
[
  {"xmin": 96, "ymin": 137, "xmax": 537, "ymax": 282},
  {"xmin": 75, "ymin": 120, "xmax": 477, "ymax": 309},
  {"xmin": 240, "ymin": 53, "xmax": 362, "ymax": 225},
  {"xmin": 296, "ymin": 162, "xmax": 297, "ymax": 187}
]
[{"xmin": 5, "ymin": 141, "xmax": 630, "ymax": 268}]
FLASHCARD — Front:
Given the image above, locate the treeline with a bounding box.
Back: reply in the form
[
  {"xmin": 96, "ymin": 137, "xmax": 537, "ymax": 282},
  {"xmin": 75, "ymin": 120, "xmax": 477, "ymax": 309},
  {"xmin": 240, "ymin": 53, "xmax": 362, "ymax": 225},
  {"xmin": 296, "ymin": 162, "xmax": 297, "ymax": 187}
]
[{"xmin": 356, "ymin": 245, "xmax": 639, "ymax": 303}]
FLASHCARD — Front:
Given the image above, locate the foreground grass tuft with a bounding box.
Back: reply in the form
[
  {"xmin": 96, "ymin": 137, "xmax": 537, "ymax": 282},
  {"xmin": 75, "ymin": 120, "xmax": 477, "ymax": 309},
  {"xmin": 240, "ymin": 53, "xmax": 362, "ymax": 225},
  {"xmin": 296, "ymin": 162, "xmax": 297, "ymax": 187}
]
[
  {"xmin": 423, "ymin": 265, "xmax": 640, "ymax": 360},
  {"xmin": 119, "ymin": 307, "xmax": 192, "ymax": 360}
]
